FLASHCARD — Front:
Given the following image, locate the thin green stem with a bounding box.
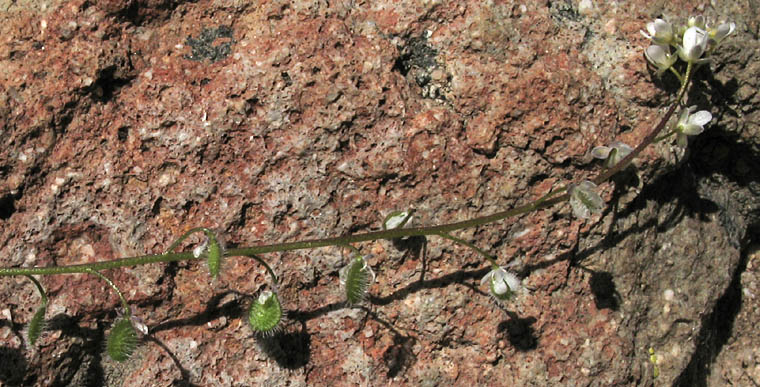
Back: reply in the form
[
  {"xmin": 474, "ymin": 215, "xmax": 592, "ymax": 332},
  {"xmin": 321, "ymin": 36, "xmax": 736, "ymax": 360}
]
[
  {"xmin": 668, "ymin": 66, "xmax": 683, "ymax": 83},
  {"xmin": 242, "ymin": 254, "xmax": 279, "ymax": 285},
  {"xmin": 164, "ymin": 227, "xmax": 212, "ymax": 254},
  {"xmin": 24, "ymin": 275, "xmax": 48, "ymax": 305},
  {"xmin": 0, "ymin": 252, "xmax": 195, "ymax": 276},
  {"xmin": 593, "ymin": 62, "xmax": 692, "ymax": 186},
  {"xmin": 0, "ymin": 65, "xmax": 694, "ymax": 279},
  {"xmin": 85, "ymin": 269, "xmax": 130, "ymax": 314},
  {"xmin": 340, "ymin": 243, "xmax": 363, "ymax": 257},
  {"xmin": 653, "ymin": 129, "xmax": 677, "ymax": 143},
  {"xmin": 436, "ymin": 232, "xmax": 498, "ymax": 268}
]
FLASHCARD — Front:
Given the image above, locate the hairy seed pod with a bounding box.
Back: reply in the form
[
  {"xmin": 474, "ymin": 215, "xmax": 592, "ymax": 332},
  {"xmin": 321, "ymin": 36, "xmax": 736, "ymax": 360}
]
[
  {"xmin": 340, "ymin": 255, "xmax": 375, "ymax": 305},
  {"xmin": 248, "ymin": 291, "xmax": 282, "ymax": 335},
  {"xmin": 204, "ymin": 230, "xmax": 224, "ymax": 279},
  {"xmin": 27, "ymin": 303, "xmax": 47, "ymax": 345},
  {"xmin": 106, "ymin": 318, "xmax": 139, "ymax": 362}
]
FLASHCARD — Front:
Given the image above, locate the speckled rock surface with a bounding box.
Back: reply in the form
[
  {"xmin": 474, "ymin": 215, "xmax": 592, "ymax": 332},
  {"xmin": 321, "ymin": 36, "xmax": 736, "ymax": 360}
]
[{"xmin": 0, "ymin": 1, "xmax": 757, "ymax": 386}]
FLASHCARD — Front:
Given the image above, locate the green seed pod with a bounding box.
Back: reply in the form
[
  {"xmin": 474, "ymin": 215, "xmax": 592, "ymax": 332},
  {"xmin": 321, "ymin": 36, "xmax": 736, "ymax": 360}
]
[
  {"xmin": 339, "ymin": 255, "xmax": 375, "ymax": 305},
  {"xmin": 106, "ymin": 318, "xmax": 140, "ymax": 362},
  {"xmin": 569, "ymin": 180, "xmax": 604, "ymax": 219},
  {"xmin": 204, "ymin": 230, "xmax": 224, "ymax": 280},
  {"xmin": 27, "ymin": 303, "xmax": 47, "ymax": 345},
  {"xmin": 248, "ymin": 291, "xmax": 282, "ymax": 335}
]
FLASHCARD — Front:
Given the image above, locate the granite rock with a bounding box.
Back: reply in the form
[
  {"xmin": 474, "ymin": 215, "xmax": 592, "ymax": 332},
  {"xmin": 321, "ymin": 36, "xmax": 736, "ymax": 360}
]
[{"xmin": 0, "ymin": 1, "xmax": 757, "ymax": 385}]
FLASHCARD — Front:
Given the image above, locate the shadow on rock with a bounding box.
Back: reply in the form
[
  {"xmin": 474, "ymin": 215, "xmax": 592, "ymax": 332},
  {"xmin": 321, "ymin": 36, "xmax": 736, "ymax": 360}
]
[
  {"xmin": 256, "ymin": 321, "xmax": 311, "ymax": 369},
  {"xmin": 498, "ymin": 312, "xmax": 538, "ymax": 351}
]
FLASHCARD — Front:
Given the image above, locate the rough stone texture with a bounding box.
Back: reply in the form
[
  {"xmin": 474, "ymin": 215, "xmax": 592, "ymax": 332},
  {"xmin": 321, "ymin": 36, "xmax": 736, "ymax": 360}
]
[{"xmin": 0, "ymin": 0, "xmax": 757, "ymax": 386}]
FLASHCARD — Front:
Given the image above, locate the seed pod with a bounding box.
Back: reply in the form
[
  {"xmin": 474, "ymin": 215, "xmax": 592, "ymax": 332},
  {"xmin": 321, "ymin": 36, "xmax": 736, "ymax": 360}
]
[
  {"xmin": 340, "ymin": 255, "xmax": 375, "ymax": 305},
  {"xmin": 27, "ymin": 303, "xmax": 48, "ymax": 345},
  {"xmin": 204, "ymin": 230, "xmax": 224, "ymax": 280},
  {"xmin": 248, "ymin": 291, "xmax": 282, "ymax": 336},
  {"xmin": 569, "ymin": 180, "xmax": 604, "ymax": 219},
  {"xmin": 106, "ymin": 318, "xmax": 140, "ymax": 362}
]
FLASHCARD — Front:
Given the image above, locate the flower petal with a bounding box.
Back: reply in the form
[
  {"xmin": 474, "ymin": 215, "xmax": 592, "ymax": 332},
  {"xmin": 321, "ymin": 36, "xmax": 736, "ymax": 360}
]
[
  {"xmin": 713, "ymin": 22, "xmax": 735, "ymax": 40},
  {"xmin": 677, "ymin": 133, "xmax": 689, "ymax": 148},
  {"xmin": 688, "ymin": 15, "xmax": 706, "ymax": 29},
  {"xmin": 480, "ymin": 270, "xmax": 494, "ymax": 286},
  {"xmin": 645, "ymin": 45, "xmax": 667, "ymax": 65},
  {"xmin": 611, "ymin": 141, "xmax": 633, "ymax": 156},
  {"xmin": 688, "ymin": 110, "xmax": 712, "ymax": 126},
  {"xmin": 591, "ymin": 146, "xmax": 611, "ymax": 159},
  {"xmin": 492, "ymin": 275, "xmax": 508, "ymax": 295},
  {"xmin": 680, "ymin": 123, "xmax": 704, "ymax": 136},
  {"xmin": 682, "ymin": 27, "xmax": 707, "ymax": 61},
  {"xmin": 676, "ymin": 107, "xmax": 691, "ymax": 127}
]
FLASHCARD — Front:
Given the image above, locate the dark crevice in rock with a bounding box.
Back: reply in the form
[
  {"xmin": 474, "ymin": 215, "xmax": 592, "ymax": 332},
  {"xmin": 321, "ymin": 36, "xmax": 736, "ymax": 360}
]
[
  {"xmin": 0, "ymin": 191, "xmax": 19, "ymax": 220},
  {"xmin": 115, "ymin": 0, "xmax": 197, "ymax": 27},
  {"xmin": 0, "ymin": 346, "xmax": 28, "ymax": 386},
  {"xmin": 91, "ymin": 65, "xmax": 135, "ymax": 103},
  {"xmin": 672, "ymin": 119, "xmax": 760, "ymax": 384},
  {"xmin": 674, "ymin": 243, "xmax": 750, "ymax": 387}
]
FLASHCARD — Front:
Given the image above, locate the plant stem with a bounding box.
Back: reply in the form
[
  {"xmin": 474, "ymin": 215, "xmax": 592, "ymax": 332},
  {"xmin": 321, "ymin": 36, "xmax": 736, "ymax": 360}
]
[
  {"xmin": 435, "ymin": 232, "xmax": 498, "ymax": 268},
  {"xmin": 0, "ymin": 64, "xmax": 693, "ymax": 278},
  {"xmin": 24, "ymin": 275, "xmax": 48, "ymax": 305},
  {"xmin": 244, "ymin": 254, "xmax": 280, "ymax": 285},
  {"xmin": 85, "ymin": 268, "xmax": 130, "ymax": 315}
]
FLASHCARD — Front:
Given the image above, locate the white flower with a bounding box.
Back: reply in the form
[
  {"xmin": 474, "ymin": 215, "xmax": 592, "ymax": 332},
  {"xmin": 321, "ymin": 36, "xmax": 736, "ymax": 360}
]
[
  {"xmin": 481, "ymin": 267, "xmax": 521, "ymax": 301},
  {"xmin": 678, "ymin": 26, "xmax": 709, "ymax": 64},
  {"xmin": 675, "ymin": 106, "xmax": 712, "ymax": 148},
  {"xmin": 130, "ymin": 314, "xmax": 149, "ymax": 335},
  {"xmin": 192, "ymin": 240, "xmax": 208, "ymax": 258},
  {"xmin": 644, "ymin": 44, "xmax": 678, "ymax": 75},
  {"xmin": 688, "ymin": 15, "xmax": 706, "ymax": 30},
  {"xmin": 591, "ymin": 141, "xmax": 634, "ymax": 168},
  {"xmin": 640, "ymin": 19, "xmax": 674, "ymax": 45},
  {"xmin": 568, "ymin": 180, "xmax": 604, "ymax": 219},
  {"xmin": 383, "ymin": 210, "xmax": 413, "ymax": 230},
  {"xmin": 708, "ymin": 21, "xmax": 735, "ymax": 48}
]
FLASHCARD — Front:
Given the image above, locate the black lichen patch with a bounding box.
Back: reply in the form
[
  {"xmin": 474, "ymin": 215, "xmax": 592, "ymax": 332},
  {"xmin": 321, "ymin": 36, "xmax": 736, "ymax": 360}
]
[
  {"xmin": 393, "ymin": 34, "xmax": 437, "ymax": 81},
  {"xmin": 185, "ymin": 26, "xmax": 235, "ymax": 63},
  {"xmin": 393, "ymin": 34, "xmax": 449, "ymax": 100}
]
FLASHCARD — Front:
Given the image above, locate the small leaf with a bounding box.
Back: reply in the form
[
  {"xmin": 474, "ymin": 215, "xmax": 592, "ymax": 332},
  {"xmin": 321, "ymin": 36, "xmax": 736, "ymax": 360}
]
[
  {"xmin": 340, "ymin": 255, "xmax": 375, "ymax": 305},
  {"xmin": 106, "ymin": 318, "xmax": 140, "ymax": 362},
  {"xmin": 248, "ymin": 291, "xmax": 282, "ymax": 336},
  {"xmin": 27, "ymin": 303, "xmax": 48, "ymax": 345}
]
